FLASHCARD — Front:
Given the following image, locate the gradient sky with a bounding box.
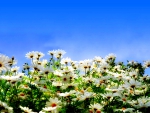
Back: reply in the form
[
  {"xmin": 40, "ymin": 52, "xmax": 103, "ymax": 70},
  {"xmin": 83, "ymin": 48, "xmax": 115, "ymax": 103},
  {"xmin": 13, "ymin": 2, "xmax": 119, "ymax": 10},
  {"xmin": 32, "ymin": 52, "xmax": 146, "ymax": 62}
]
[{"xmin": 0, "ymin": 1, "xmax": 150, "ymax": 73}]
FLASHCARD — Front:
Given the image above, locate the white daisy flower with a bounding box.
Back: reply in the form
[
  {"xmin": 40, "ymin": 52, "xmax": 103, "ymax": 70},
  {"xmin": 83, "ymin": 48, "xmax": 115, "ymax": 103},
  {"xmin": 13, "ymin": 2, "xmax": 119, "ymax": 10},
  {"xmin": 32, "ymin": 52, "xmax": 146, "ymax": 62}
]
[{"xmin": 0, "ymin": 54, "xmax": 10, "ymax": 71}]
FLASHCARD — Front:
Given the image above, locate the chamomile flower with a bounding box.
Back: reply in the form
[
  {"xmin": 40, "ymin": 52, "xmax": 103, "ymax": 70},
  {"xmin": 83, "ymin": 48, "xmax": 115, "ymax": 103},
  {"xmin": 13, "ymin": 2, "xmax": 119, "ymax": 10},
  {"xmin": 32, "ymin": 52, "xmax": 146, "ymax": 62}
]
[
  {"xmin": 105, "ymin": 53, "xmax": 116, "ymax": 63},
  {"xmin": 99, "ymin": 62, "xmax": 109, "ymax": 72},
  {"xmin": 143, "ymin": 60, "xmax": 150, "ymax": 68},
  {"xmin": 11, "ymin": 66, "xmax": 20, "ymax": 73},
  {"xmin": 42, "ymin": 107, "xmax": 57, "ymax": 113},
  {"xmin": 46, "ymin": 97, "xmax": 62, "ymax": 109},
  {"xmin": 42, "ymin": 67, "xmax": 53, "ymax": 75},
  {"xmin": 136, "ymin": 96, "xmax": 150, "ymax": 108},
  {"xmin": 79, "ymin": 91, "xmax": 94, "ymax": 101},
  {"xmin": 61, "ymin": 75, "xmax": 70, "ymax": 84},
  {"xmin": 48, "ymin": 50, "xmax": 56, "ymax": 57},
  {"xmin": 20, "ymin": 106, "xmax": 35, "ymax": 113},
  {"xmin": 18, "ymin": 92, "xmax": 27, "ymax": 99},
  {"xmin": 124, "ymin": 79, "xmax": 141, "ymax": 89},
  {"xmin": 117, "ymin": 93, "xmax": 129, "ymax": 103},
  {"xmin": 89, "ymin": 103, "xmax": 104, "ymax": 113},
  {"xmin": 25, "ymin": 51, "xmax": 37, "ymax": 59},
  {"xmin": 54, "ymin": 49, "xmax": 66, "ymax": 58},
  {"xmin": 0, "ymin": 54, "xmax": 10, "ymax": 71},
  {"xmin": 101, "ymin": 92, "xmax": 118, "ymax": 101},
  {"xmin": 129, "ymin": 71, "xmax": 138, "ymax": 78},
  {"xmin": 94, "ymin": 56, "xmax": 103, "ymax": 63},
  {"xmin": 8, "ymin": 56, "xmax": 17, "ymax": 66},
  {"xmin": 0, "ymin": 75, "xmax": 22, "ymax": 85},
  {"xmin": 0, "ymin": 101, "xmax": 13, "ymax": 113},
  {"xmin": 79, "ymin": 59, "xmax": 92, "ymax": 72},
  {"xmin": 35, "ymin": 51, "xmax": 45, "ymax": 60},
  {"xmin": 60, "ymin": 57, "xmax": 72, "ymax": 65},
  {"xmin": 141, "ymin": 75, "xmax": 150, "ymax": 81},
  {"xmin": 32, "ymin": 64, "xmax": 43, "ymax": 72}
]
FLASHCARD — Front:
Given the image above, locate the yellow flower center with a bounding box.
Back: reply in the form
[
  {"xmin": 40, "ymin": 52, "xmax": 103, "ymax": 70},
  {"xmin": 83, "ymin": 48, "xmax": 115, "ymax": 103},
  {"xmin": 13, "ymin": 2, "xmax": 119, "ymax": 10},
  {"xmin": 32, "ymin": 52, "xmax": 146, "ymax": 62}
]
[
  {"xmin": 122, "ymin": 107, "xmax": 126, "ymax": 110},
  {"xmin": 51, "ymin": 103, "xmax": 57, "ymax": 107},
  {"xmin": 0, "ymin": 63, "xmax": 2, "ymax": 67},
  {"xmin": 20, "ymin": 93, "xmax": 25, "ymax": 96},
  {"xmin": 96, "ymin": 110, "xmax": 101, "ymax": 113},
  {"xmin": 122, "ymin": 98, "xmax": 126, "ymax": 101}
]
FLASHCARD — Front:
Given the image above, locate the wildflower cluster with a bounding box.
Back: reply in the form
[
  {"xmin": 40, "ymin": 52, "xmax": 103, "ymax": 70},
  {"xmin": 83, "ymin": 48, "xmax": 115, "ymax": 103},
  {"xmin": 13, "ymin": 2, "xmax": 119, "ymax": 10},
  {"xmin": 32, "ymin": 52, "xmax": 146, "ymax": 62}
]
[{"xmin": 0, "ymin": 50, "xmax": 150, "ymax": 113}]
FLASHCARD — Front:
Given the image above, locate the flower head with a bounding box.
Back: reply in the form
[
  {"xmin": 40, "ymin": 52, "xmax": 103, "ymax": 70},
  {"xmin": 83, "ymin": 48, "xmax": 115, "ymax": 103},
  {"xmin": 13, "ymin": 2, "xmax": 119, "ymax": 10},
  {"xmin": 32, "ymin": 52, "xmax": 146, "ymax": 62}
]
[
  {"xmin": 46, "ymin": 97, "xmax": 62, "ymax": 109},
  {"xmin": 0, "ymin": 54, "xmax": 10, "ymax": 71},
  {"xmin": 25, "ymin": 51, "xmax": 37, "ymax": 59}
]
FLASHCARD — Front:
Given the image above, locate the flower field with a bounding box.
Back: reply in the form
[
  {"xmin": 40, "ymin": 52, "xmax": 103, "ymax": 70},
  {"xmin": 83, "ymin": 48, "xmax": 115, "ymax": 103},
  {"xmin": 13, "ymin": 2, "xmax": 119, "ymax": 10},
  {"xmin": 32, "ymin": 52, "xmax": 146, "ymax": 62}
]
[{"xmin": 0, "ymin": 50, "xmax": 150, "ymax": 113}]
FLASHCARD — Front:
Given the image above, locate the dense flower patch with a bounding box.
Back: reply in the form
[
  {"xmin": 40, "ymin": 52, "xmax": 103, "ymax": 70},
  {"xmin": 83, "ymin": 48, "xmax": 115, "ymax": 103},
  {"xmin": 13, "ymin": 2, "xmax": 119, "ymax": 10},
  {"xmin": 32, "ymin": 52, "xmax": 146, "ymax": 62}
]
[{"xmin": 0, "ymin": 50, "xmax": 150, "ymax": 113}]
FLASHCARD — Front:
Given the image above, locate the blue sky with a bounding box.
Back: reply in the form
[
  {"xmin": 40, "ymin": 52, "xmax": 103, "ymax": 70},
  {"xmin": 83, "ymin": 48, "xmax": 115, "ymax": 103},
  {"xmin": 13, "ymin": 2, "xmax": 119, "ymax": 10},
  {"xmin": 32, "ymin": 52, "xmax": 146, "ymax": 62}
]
[{"xmin": 0, "ymin": 1, "xmax": 150, "ymax": 73}]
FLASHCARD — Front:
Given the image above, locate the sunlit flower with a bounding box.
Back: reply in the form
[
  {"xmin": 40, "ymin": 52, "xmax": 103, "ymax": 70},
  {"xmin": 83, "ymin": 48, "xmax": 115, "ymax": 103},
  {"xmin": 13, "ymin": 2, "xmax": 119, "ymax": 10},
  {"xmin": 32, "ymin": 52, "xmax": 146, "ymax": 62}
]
[
  {"xmin": 114, "ymin": 73, "xmax": 124, "ymax": 81},
  {"xmin": 18, "ymin": 92, "xmax": 27, "ymax": 99},
  {"xmin": 143, "ymin": 60, "xmax": 150, "ymax": 68},
  {"xmin": 20, "ymin": 106, "xmax": 36, "ymax": 113},
  {"xmin": 99, "ymin": 62, "xmax": 109, "ymax": 72},
  {"xmin": 0, "ymin": 101, "xmax": 13, "ymax": 113},
  {"xmin": 57, "ymin": 92, "xmax": 70, "ymax": 97},
  {"xmin": 0, "ymin": 75, "xmax": 22, "ymax": 85},
  {"xmin": 129, "ymin": 71, "xmax": 138, "ymax": 78},
  {"xmin": 124, "ymin": 79, "xmax": 141, "ymax": 89},
  {"xmin": 48, "ymin": 50, "xmax": 56, "ymax": 57},
  {"xmin": 61, "ymin": 75, "xmax": 70, "ymax": 84},
  {"xmin": 89, "ymin": 103, "xmax": 103, "ymax": 113},
  {"xmin": 19, "ymin": 84, "xmax": 31, "ymax": 90},
  {"xmin": 60, "ymin": 57, "xmax": 72, "ymax": 65},
  {"xmin": 11, "ymin": 66, "xmax": 20, "ymax": 73},
  {"xmin": 35, "ymin": 51, "xmax": 45, "ymax": 60},
  {"xmin": 61, "ymin": 66, "xmax": 74, "ymax": 74},
  {"xmin": 54, "ymin": 49, "xmax": 66, "ymax": 58},
  {"xmin": 135, "ymin": 96, "xmax": 150, "ymax": 108},
  {"xmin": 42, "ymin": 67, "xmax": 53, "ymax": 75},
  {"xmin": 39, "ymin": 85, "xmax": 49, "ymax": 92},
  {"xmin": 78, "ymin": 59, "xmax": 92, "ymax": 73},
  {"xmin": 46, "ymin": 97, "xmax": 62, "ymax": 109},
  {"xmin": 105, "ymin": 53, "xmax": 116, "ymax": 63},
  {"xmin": 8, "ymin": 56, "xmax": 17, "ymax": 66},
  {"xmin": 83, "ymin": 77, "xmax": 94, "ymax": 84},
  {"xmin": 79, "ymin": 91, "xmax": 94, "ymax": 101},
  {"xmin": 0, "ymin": 54, "xmax": 10, "ymax": 71},
  {"xmin": 25, "ymin": 51, "xmax": 37, "ymax": 59},
  {"xmin": 42, "ymin": 107, "xmax": 57, "ymax": 112},
  {"xmin": 117, "ymin": 93, "xmax": 129, "ymax": 103},
  {"xmin": 101, "ymin": 92, "xmax": 119, "ymax": 101},
  {"xmin": 94, "ymin": 56, "xmax": 103, "ymax": 63},
  {"xmin": 94, "ymin": 76, "xmax": 111, "ymax": 86},
  {"xmin": 141, "ymin": 74, "xmax": 150, "ymax": 81},
  {"xmin": 32, "ymin": 64, "xmax": 43, "ymax": 72}
]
